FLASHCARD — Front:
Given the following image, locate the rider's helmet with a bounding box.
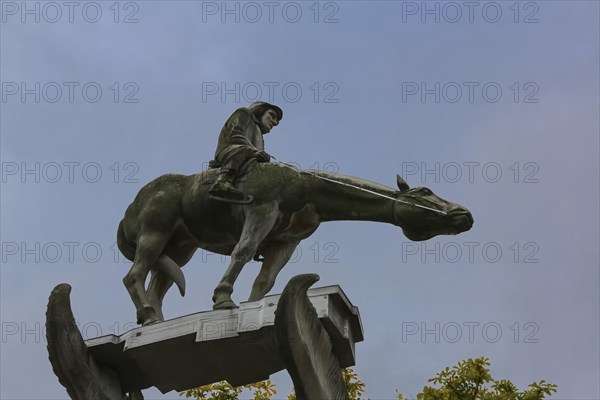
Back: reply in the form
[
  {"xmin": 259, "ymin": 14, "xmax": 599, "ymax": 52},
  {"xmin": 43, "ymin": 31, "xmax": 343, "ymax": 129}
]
[{"xmin": 248, "ymin": 101, "xmax": 283, "ymax": 122}]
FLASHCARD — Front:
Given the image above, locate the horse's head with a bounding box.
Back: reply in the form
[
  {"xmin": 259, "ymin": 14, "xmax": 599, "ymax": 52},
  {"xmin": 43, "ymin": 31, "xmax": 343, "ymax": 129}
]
[{"xmin": 393, "ymin": 175, "xmax": 474, "ymax": 241}]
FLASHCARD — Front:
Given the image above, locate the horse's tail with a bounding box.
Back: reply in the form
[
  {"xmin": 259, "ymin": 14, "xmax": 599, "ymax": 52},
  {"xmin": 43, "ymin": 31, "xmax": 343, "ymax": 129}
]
[{"xmin": 117, "ymin": 219, "xmax": 136, "ymax": 262}]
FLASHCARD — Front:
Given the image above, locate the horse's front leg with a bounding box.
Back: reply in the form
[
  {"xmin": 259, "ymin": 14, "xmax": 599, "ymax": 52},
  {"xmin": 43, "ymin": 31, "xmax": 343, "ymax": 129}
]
[
  {"xmin": 248, "ymin": 241, "xmax": 299, "ymax": 302},
  {"xmin": 213, "ymin": 202, "xmax": 279, "ymax": 309}
]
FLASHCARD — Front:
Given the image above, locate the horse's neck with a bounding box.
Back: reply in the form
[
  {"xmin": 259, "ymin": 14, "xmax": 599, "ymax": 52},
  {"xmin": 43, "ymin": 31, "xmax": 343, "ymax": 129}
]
[{"xmin": 302, "ymin": 170, "xmax": 397, "ymax": 224}]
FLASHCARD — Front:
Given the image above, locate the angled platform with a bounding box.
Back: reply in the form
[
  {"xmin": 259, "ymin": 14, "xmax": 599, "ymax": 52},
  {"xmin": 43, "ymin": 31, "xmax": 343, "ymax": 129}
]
[{"xmin": 85, "ymin": 285, "xmax": 363, "ymax": 394}]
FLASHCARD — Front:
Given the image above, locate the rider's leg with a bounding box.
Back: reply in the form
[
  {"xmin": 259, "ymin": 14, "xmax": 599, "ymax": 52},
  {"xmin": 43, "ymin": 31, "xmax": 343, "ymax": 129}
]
[{"xmin": 209, "ymin": 149, "xmax": 250, "ymax": 199}]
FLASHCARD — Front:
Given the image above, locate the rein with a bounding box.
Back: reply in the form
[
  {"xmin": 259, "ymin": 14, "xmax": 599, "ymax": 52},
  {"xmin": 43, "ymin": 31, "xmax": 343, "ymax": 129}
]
[{"xmin": 271, "ymin": 160, "xmax": 448, "ymax": 216}]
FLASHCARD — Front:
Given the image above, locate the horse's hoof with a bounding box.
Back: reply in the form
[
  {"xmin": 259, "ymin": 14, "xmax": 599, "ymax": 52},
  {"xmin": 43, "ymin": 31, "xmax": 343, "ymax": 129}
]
[
  {"xmin": 213, "ymin": 299, "xmax": 237, "ymax": 310},
  {"xmin": 136, "ymin": 306, "xmax": 158, "ymax": 326},
  {"xmin": 141, "ymin": 317, "xmax": 162, "ymax": 326}
]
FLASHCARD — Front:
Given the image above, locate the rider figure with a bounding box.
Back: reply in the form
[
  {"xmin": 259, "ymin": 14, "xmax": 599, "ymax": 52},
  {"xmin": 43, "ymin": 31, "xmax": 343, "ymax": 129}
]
[{"xmin": 209, "ymin": 101, "xmax": 283, "ymax": 203}]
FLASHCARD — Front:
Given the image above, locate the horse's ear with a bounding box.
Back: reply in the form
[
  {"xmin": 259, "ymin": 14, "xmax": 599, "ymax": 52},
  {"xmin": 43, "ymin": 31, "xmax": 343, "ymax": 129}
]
[{"xmin": 396, "ymin": 174, "xmax": 410, "ymax": 192}]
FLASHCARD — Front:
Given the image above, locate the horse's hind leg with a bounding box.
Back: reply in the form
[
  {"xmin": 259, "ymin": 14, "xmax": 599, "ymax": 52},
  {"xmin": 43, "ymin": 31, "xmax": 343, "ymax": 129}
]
[{"xmin": 123, "ymin": 230, "xmax": 169, "ymax": 325}]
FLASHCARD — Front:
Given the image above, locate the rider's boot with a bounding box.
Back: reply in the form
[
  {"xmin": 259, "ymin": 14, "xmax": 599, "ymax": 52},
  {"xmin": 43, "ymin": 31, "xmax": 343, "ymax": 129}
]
[{"xmin": 209, "ymin": 169, "xmax": 253, "ymax": 204}]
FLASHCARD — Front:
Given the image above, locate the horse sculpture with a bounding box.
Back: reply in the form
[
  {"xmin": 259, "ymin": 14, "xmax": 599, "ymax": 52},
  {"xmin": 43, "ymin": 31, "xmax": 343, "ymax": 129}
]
[{"xmin": 118, "ymin": 162, "xmax": 473, "ymax": 325}]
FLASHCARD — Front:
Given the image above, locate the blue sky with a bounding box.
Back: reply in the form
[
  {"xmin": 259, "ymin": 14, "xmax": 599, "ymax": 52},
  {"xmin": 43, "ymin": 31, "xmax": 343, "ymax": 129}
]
[{"xmin": 1, "ymin": 1, "xmax": 599, "ymax": 399}]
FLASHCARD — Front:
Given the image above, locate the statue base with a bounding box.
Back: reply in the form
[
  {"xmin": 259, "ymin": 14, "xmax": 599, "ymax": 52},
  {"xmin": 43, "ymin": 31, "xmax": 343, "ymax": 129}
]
[{"xmin": 85, "ymin": 285, "xmax": 363, "ymax": 394}]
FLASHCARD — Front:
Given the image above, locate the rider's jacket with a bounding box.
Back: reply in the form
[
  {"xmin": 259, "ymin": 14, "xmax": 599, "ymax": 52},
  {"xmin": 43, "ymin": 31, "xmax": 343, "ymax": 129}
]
[{"xmin": 213, "ymin": 107, "xmax": 264, "ymax": 164}]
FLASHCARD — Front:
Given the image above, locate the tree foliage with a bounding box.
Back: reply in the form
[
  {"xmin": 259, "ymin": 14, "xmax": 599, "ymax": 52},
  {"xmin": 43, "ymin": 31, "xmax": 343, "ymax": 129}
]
[
  {"xmin": 396, "ymin": 357, "xmax": 557, "ymax": 400},
  {"xmin": 181, "ymin": 380, "xmax": 277, "ymax": 400},
  {"xmin": 285, "ymin": 367, "xmax": 366, "ymax": 400},
  {"xmin": 180, "ymin": 368, "xmax": 364, "ymax": 400},
  {"xmin": 180, "ymin": 359, "xmax": 556, "ymax": 400}
]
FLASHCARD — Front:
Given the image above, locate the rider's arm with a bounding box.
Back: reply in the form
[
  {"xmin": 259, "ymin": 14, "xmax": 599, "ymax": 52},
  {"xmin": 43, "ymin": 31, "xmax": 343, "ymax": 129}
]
[{"xmin": 226, "ymin": 108, "xmax": 257, "ymax": 148}]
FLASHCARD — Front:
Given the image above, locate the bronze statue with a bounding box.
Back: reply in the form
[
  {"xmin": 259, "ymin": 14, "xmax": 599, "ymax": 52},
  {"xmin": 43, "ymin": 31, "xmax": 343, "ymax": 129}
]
[
  {"xmin": 208, "ymin": 101, "xmax": 282, "ymax": 203},
  {"xmin": 46, "ymin": 104, "xmax": 475, "ymax": 399},
  {"xmin": 118, "ymin": 158, "xmax": 473, "ymax": 325}
]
